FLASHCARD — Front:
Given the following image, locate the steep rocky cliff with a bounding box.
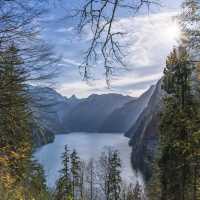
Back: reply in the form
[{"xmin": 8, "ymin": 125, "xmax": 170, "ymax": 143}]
[
  {"xmin": 126, "ymin": 79, "xmax": 164, "ymax": 180},
  {"xmin": 100, "ymin": 86, "xmax": 155, "ymax": 133}
]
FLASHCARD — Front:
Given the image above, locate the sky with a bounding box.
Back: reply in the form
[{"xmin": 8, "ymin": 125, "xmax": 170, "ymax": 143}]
[{"xmin": 40, "ymin": 0, "xmax": 184, "ymax": 98}]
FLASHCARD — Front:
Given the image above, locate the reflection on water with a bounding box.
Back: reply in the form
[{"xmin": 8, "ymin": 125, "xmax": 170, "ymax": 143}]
[{"xmin": 34, "ymin": 133, "xmax": 144, "ymax": 188}]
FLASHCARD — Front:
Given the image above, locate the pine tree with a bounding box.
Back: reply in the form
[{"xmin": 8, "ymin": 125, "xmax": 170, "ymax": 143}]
[
  {"xmin": 0, "ymin": 45, "xmax": 51, "ymax": 200},
  {"xmin": 110, "ymin": 150, "xmax": 122, "ymax": 200},
  {"xmin": 159, "ymin": 48, "xmax": 191, "ymax": 200},
  {"xmin": 154, "ymin": 0, "xmax": 200, "ymax": 198},
  {"xmin": 55, "ymin": 145, "xmax": 72, "ymax": 200},
  {"xmin": 0, "ymin": 45, "xmax": 32, "ymax": 190},
  {"xmin": 150, "ymin": 1, "xmax": 200, "ymax": 197},
  {"xmin": 158, "ymin": 47, "xmax": 200, "ymax": 200},
  {"xmin": 98, "ymin": 148, "xmax": 122, "ymax": 200},
  {"xmin": 70, "ymin": 149, "xmax": 81, "ymax": 200}
]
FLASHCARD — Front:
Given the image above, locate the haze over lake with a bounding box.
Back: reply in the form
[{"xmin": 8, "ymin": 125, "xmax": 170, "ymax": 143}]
[{"xmin": 34, "ymin": 133, "xmax": 144, "ymax": 188}]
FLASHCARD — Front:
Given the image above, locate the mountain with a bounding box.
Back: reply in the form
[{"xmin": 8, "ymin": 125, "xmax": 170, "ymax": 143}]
[
  {"xmin": 28, "ymin": 86, "xmax": 69, "ymax": 146},
  {"xmin": 99, "ymin": 86, "xmax": 155, "ymax": 133},
  {"xmin": 28, "ymin": 83, "xmax": 161, "ymax": 155},
  {"xmin": 60, "ymin": 95, "xmax": 84, "ymax": 132},
  {"xmin": 66, "ymin": 93, "xmax": 134, "ymax": 132},
  {"xmin": 125, "ymin": 79, "xmax": 164, "ymax": 180},
  {"xmin": 28, "ymin": 87, "xmax": 134, "ymax": 145}
]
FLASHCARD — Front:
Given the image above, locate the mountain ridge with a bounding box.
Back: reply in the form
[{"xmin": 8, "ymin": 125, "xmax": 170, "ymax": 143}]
[
  {"xmin": 99, "ymin": 85, "xmax": 155, "ymax": 133},
  {"xmin": 126, "ymin": 79, "xmax": 164, "ymax": 179}
]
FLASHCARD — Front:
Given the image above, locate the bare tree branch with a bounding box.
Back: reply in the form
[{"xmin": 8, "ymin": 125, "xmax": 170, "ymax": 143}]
[{"xmin": 66, "ymin": 0, "xmax": 160, "ymax": 83}]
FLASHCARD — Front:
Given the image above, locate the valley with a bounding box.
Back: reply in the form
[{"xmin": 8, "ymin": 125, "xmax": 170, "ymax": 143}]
[
  {"xmin": 1, "ymin": 1, "xmax": 199, "ymax": 199},
  {"xmin": 31, "ymin": 80, "xmax": 161, "ymax": 187}
]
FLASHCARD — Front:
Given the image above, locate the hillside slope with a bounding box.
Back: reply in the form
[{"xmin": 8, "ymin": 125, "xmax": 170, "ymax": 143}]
[
  {"xmin": 67, "ymin": 94, "xmax": 133, "ymax": 132},
  {"xmin": 100, "ymin": 86, "xmax": 155, "ymax": 133},
  {"xmin": 126, "ymin": 79, "xmax": 164, "ymax": 179},
  {"xmin": 28, "ymin": 86, "xmax": 68, "ymax": 146}
]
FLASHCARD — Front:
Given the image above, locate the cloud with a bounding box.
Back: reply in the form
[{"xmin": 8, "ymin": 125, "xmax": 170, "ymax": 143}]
[
  {"xmin": 55, "ymin": 11, "xmax": 180, "ymax": 97},
  {"xmin": 62, "ymin": 58, "xmax": 81, "ymax": 66},
  {"xmin": 112, "ymin": 12, "xmax": 180, "ymax": 68},
  {"xmin": 57, "ymin": 72, "xmax": 162, "ymax": 98},
  {"xmin": 80, "ymin": 12, "xmax": 180, "ymax": 68},
  {"xmin": 37, "ymin": 5, "xmax": 182, "ymax": 98},
  {"xmin": 55, "ymin": 26, "xmax": 74, "ymax": 33}
]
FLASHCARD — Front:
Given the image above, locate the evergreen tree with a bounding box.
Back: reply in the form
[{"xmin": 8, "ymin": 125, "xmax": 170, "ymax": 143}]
[
  {"xmin": 70, "ymin": 149, "xmax": 81, "ymax": 200},
  {"xmin": 146, "ymin": 160, "xmax": 162, "ymax": 200},
  {"xmin": 0, "ymin": 45, "xmax": 51, "ymax": 199},
  {"xmin": 55, "ymin": 145, "xmax": 72, "ymax": 200},
  {"xmin": 110, "ymin": 150, "xmax": 122, "ymax": 200},
  {"xmin": 0, "ymin": 45, "xmax": 32, "ymax": 190},
  {"xmin": 98, "ymin": 148, "xmax": 122, "ymax": 200},
  {"xmin": 154, "ymin": 0, "xmax": 200, "ymax": 198},
  {"xmin": 158, "ymin": 47, "xmax": 200, "ymax": 200},
  {"xmin": 54, "ymin": 147, "xmax": 145, "ymax": 200}
]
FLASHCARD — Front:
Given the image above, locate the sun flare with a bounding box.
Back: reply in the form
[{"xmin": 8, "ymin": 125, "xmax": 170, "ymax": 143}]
[{"xmin": 165, "ymin": 21, "xmax": 181, "ymax": 41}]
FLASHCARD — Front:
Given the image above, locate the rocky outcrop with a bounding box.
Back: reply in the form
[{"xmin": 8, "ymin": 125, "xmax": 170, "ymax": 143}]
[
  {"xmin": 126, "ymin": 79, "xmax": 164, "ymax": 180},
  {"xmin": 99, "ymin": 86, "xmax": 155, "ymax": 133}
]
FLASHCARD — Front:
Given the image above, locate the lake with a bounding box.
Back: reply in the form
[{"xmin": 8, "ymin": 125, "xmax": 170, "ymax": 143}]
[{"xmin": 34, "ymin": 133, "xmax": 144, "ymax": 188}]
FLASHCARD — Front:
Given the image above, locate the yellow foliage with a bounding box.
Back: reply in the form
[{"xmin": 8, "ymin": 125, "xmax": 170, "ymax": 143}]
[
  {"xmin": 0, "ymin": 143, "xmax": 31, "ymax": 190},
  {"xmin": 196, "ymin": 63, "xmax": 200, "ymax": 81}
]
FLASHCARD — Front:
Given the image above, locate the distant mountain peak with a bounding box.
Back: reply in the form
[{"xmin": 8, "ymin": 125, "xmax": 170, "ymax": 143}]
[{"xmin": 69, "ymin": 94, "xmax": 78, "ymax": 100}]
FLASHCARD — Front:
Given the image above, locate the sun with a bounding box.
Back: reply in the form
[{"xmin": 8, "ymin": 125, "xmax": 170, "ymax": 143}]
[{"xmin": 165, "ymin": 21, "xmax": 181, "ymax": 41}]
